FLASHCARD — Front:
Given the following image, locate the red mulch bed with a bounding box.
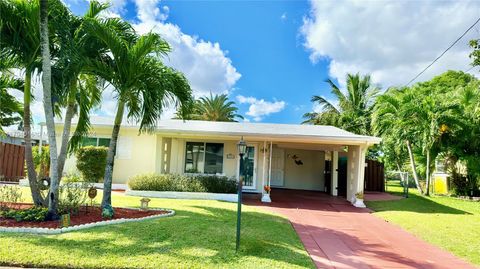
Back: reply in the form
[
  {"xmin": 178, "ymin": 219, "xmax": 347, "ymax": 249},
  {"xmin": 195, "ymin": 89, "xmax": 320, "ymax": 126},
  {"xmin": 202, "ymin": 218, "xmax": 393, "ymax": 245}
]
[{"xmin": 0, "ymin": 203, "xmax": 169, "ymax": 229}]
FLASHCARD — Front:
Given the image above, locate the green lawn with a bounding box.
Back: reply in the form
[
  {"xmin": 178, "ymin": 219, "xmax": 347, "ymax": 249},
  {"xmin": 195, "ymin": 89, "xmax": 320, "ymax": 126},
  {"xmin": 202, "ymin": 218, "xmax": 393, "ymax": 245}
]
[
  {"xmin": 366, "ymin": 181, "xmax": 480, "ymax": 266},
  {"xmin": 0, "ymin": 189, "xmax": 314, "ymax": 269}
]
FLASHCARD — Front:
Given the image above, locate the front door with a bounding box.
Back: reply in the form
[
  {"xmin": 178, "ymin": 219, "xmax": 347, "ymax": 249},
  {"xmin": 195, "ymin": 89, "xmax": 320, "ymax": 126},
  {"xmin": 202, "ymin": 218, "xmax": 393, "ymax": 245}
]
[
  {"xmin": 240, "ymin": 145, "xmax": 256, "ymax": 190},
  {"xmin": 338, "ymin": 157, "xmax": 348, "ymax": 197},
  {"xmin": 271, "ymin": 148, "xmax": 285, "ymax": 187}
]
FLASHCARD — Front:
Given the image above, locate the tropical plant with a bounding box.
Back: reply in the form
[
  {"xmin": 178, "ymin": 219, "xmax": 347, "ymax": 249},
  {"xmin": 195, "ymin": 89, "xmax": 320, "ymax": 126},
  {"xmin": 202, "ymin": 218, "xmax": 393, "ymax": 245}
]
[
  {"xmin": 0, "ymin": 71, "xmax": 23, "ymax": 135},
  {"xmin": 75, "ymin": 146, "xmax": 108, "ymax": 182},
  {"xmin": 83, "ymin": 18, "xmax": 193, "ymax": 209},
  {"xmin": 53, "ymin": 1, "xmax": 108, "ymax": 177},
  {"xmin": 303, "ymin": 73, "xmax": 379, "ymax": 135},
  {"xmin": 177, "ymin": 93, "xmax": 243, "ymax": 122},
  {"xmin": 1, "ymin": 0, "xmax": 46, "ymax": 205}
]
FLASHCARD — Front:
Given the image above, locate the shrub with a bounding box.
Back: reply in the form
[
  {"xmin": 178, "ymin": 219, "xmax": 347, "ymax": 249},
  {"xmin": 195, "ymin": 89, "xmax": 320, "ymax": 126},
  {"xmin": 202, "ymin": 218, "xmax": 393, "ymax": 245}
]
[
  {"xmin": 58, "ymin": 183, "xmax": 89, "ymax": 215},
  {"xmin": 1, "ymin": 207, "xmax": 48, "ymax": 222},
  {"xmin": 75, "ymin": 146, "xmax": 108, "ymax": 182},
  {"xmin": 32, "ymin": 145, "xmax": 50, "ymax": 178},
  {"xmin": 62, "ymin": 173, "xmax": 84, "ymax": 183},
  {"xmin": 0, "ymin": 185, "xmax": 23, "ymax": 210},
  {"xmin": 128, "ymin": 173, "xmax": 238, "ymax": 193}
]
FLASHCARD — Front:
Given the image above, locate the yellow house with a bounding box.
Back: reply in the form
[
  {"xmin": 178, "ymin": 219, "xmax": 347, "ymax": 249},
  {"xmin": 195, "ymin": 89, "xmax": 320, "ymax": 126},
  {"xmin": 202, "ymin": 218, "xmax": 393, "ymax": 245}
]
[{"xmin": 54, "ymin": 117, "xmax": 381, "ymax": 206}]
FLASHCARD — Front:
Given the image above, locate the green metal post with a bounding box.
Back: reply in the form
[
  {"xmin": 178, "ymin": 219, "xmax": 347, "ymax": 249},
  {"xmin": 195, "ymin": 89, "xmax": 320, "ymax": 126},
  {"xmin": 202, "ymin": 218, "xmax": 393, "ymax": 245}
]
[{"xmin": 236, "ymin": 154, "xmax": 244, "ymax": 252}]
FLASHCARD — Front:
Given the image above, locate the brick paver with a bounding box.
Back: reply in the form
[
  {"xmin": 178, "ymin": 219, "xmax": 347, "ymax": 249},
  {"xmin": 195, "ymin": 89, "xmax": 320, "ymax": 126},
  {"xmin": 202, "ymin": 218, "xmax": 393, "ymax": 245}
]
[{"xmin": 245, "ymin": 190, "xmax": 476, "ymax": 269}]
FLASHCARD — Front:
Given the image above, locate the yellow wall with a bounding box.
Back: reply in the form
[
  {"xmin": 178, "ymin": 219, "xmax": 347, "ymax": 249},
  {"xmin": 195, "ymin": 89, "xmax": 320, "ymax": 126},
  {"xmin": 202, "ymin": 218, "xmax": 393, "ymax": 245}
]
[
  {"xmin": 56, "ymin": 126, "xmax": 157, "ymax": 184},
  {"xmin": 283, "ymin": 149, "xmax": 325, "ymax": 191}
]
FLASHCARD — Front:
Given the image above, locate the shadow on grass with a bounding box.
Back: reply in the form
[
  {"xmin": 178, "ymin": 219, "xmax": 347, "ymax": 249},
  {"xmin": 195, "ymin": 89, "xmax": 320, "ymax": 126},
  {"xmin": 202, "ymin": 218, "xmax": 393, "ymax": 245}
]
[
  {"xmin": 12, "ymin": 206, "xmax": 314, "ymax": 269},
  {"xmin": 367, "ymin": 191, "xmax": 471, "ymax": 215}
]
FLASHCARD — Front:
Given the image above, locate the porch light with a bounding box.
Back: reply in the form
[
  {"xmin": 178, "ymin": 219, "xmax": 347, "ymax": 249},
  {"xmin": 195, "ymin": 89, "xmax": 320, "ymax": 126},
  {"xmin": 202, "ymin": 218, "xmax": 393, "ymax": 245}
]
[{"xmin": 237, "ymin": 137, "xmax": 247, "ymax": 157}]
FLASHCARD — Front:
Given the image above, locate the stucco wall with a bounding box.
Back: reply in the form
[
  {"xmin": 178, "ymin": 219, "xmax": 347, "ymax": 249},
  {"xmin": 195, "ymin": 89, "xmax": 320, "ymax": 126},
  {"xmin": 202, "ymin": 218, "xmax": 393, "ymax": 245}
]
[
  {"xmin": 283, "ymin": 149, "xmax": 325, "ymax": 191},
  {"xmin": 56, "ymin": 126, "xmax": 157, "ymax": 184}
]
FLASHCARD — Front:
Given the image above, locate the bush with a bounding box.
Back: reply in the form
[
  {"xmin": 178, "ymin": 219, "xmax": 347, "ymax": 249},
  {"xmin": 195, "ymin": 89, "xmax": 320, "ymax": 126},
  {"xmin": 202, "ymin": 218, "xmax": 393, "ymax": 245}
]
[
  {"xmin": 128, "ymin": 174, "xmax": 238, "ymax": 194},
  {"xmin": 1, "ymin": 207, "xmax": 48, "ymax": 222},
  {"xmin": 75, "ymin": 146, "xmax": 108, "ymax": 182},
  {"xmin": 32, "ymin": 145, "xmax": 49, "ymax": 178},
  {"xmin": 0, "ymin": 185, "xmax": 22, "ymax": 209},
  {"xmin": 62, "ymin": 173, "xmax": 84, "ymax": 183},
  {"xmin": 58, "ymin": 183, "xmax": 89, "ymax": 215}
]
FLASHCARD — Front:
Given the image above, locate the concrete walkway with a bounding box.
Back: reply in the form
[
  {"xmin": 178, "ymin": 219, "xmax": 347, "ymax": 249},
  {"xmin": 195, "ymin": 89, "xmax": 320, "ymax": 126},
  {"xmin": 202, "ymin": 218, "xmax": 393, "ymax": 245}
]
[{"xmin": 245, "ymin": 189, "xmax": 476, "ymax": 269}]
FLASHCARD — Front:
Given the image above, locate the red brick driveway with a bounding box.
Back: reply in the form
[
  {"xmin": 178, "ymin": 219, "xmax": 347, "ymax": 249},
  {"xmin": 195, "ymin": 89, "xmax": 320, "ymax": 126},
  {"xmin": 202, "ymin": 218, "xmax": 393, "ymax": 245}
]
[{"xmin": 245, "ymin": 189, "xmax": 476, "ymax": 269}]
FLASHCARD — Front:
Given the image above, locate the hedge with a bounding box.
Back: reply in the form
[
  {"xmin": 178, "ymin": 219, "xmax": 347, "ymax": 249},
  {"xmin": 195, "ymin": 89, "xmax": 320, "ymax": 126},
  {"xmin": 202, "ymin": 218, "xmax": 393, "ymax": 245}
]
[
  {"xmin": 75, "ymin": 146, "xmax": 108, "ymax": 182},
  {"xmin": 128, "ymin": 174, "xmax": 238, "ymax": 194}
]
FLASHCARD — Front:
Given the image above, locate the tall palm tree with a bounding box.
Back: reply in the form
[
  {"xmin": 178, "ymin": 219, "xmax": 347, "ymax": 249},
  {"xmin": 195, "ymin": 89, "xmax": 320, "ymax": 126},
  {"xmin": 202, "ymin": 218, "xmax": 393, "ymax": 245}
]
[
  {"xmin": 303, "ymin": 73, "xmax": 379, "ymax": 135},
  {"xmin": 178, "ymin": 93, "xmax": 243, "ymax": 122},
  {"xmin": 39, "ymin": 0, "xmax": 61, "ymax": 218},
  {"xmin": 84, "ymin": 18, "xmax": 193, "ymax": 209},
  {"xmin": 53, "ymin": 1, "xmax": 108, "ymax": 177},
  {"xmin": 372, "ymin": 87, "xmax": 423, "ymax": 193},
  {"xmin": 1, "ymin": 0, "xmax": 45, "ymax": 205}
]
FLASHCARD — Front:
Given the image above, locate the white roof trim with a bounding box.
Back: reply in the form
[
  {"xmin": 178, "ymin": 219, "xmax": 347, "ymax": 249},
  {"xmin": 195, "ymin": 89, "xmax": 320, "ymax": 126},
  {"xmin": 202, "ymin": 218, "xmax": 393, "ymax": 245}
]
[{"xmin": 53, "ymin": 117, "xmax": 381, "ymax": 145}]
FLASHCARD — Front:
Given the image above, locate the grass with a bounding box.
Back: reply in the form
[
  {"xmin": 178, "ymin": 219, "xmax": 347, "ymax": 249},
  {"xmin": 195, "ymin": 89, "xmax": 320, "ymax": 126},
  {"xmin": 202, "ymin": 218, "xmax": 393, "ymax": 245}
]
[
  {"xmin": 0, "ymin": 188, "xmax": 314, "ymax": 269},
  {"xmin": 366, "ymin": 181, "xmax": 480, "ymax": 266}
]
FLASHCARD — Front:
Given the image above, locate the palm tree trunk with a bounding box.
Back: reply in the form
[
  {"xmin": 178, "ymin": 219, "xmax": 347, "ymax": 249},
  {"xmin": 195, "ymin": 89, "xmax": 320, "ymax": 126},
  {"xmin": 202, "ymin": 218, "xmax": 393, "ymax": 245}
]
[
  {"xmin": 23, "ymin": 69, "xmax": 44, "ymax": 206},
  {"xmin": 406, "ymin": 140, "xmax": 423, "ymax": 194},
  {"xmin": 40, "ymin": 0, "xmax": 59, "ymax": 219},
  {"xmin": 57, "ymin": 82, "xmax": 76, "ymax": 177},
  {"xmin": 101, "ymin": 101, "xmax": 125, "ymax": 208},
  {"xmin": 425, "ymin": 149, "xmax": 431, "ymax": 196}
]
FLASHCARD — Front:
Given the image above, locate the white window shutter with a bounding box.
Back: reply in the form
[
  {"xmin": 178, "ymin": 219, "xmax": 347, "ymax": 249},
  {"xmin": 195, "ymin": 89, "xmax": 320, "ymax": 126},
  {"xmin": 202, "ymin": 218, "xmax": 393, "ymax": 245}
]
[{"xmin": 116, "ymin": 136, "xmax": 132, "ymax": 159}]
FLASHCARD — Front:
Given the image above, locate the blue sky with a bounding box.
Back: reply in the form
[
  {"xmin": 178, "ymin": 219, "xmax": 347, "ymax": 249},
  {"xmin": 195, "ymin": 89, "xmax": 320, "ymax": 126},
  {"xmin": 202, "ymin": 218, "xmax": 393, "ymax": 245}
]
[{"xmin": 58, "ymin": 0, "xmax": 479, "ymax": 125}]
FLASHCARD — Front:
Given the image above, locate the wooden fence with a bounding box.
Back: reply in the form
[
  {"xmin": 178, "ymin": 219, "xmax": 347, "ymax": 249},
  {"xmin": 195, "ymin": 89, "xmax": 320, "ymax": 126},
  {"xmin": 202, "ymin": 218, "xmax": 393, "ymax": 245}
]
[
  {"xmin": 364, "ymin": 159, "xmax": 385, "ymax": 192},
  {"xmin": 0, "ymin": 142, "xmax": 25, "ymax": 182}
]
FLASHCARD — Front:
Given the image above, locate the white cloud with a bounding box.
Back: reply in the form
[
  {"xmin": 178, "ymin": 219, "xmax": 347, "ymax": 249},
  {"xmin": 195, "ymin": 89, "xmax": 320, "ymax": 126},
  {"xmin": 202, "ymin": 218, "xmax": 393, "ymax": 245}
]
[
  {"xmin": 281, "ymin": 12, "xmax": 287, "ymax": 21},
  {"xmin": 132, "ymin": 0, "xmax": 241, "ymax": 97},
  {"xmin": 301, "ymin": 0, "xmax": 480, "ymax": 88},
  {"xmin": 236, "ymin": 95, "xmax": 286, "ymax": 121}
]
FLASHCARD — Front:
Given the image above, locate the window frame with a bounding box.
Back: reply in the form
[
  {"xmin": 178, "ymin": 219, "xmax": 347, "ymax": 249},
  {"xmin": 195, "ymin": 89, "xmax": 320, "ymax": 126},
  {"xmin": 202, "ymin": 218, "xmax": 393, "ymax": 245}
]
[
  {"xmin": 184, "ymin": 141, "xmax": 225, "ymax": 175},
  {"xmin": 80, "ymin": 136, "xmax": 111, "ymax": 147}
]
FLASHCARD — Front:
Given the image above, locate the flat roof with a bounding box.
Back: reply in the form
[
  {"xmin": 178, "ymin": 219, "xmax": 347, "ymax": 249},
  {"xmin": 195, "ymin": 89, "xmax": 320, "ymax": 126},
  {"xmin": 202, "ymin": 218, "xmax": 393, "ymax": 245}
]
[{"xmin": 53, "ymin": 116, "xmax": 381, "ymax": 145}]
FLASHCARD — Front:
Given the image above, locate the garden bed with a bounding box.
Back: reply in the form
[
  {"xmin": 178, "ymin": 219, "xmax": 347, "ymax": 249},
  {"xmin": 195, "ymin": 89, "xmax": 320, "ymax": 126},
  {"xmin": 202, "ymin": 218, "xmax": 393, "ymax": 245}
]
[{"xmin": 0, "ymin": 203, "xmax": 174, "ymax": 234}]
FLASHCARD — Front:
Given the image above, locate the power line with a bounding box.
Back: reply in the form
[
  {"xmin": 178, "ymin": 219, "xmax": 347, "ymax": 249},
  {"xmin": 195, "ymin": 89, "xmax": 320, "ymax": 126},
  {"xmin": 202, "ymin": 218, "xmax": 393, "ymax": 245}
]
[{"xmin": 405, "ymin": 16, "xmax": 480, "ymax": 86}]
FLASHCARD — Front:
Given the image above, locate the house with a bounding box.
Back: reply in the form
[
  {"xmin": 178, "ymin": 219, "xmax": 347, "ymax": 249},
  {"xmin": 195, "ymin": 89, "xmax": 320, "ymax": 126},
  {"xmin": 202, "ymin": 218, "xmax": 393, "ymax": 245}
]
[{"xmin": 55, "ymin": 117, "xmax": 381, "ymax": 206}]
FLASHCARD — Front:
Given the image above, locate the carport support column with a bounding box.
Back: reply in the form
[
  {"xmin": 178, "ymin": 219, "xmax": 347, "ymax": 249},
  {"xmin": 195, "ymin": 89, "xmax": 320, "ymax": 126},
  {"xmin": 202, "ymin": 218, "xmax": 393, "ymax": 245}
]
[
  {"xmin": 347, "ymin": 145, "xmax": 367, "ymax": 208},
  {"xmin": 331, "ymin": 151, "xmax": 338, "ymax": 196}
]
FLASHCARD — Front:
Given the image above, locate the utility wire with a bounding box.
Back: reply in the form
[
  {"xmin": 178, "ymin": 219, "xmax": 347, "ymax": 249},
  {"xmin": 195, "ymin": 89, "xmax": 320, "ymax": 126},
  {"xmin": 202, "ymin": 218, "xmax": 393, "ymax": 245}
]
[{"xmin": 405, "ymin": 16, "xmax": 480, "ymax": 86}]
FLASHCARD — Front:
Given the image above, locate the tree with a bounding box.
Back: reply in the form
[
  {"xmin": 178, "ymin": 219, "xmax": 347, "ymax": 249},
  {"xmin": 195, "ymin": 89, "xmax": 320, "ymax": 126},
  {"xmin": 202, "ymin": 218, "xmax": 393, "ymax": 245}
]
[
  {"xmin": 83, "ymin": 18, "xmax": 193, "ymax": 209},
  {"xmin": 1, "ymin": 0, "xmax": 46, "ymax": 205},
  {"xmin": 372, "ymin": 87, "xmax": 424, "ymax": 193},
  {"xmin": 40, "ymin": 0, "xmax": 61, "ymax": 219},
  {"xmin": 53, "ymin": 1, "xmax": 107, "ymax": 177},
  {"xmin": 303, "ymin": 73, "xmax": 379, "ymax": 135},
  {"xmin": 177, "ymin": 93, "xmax": 243, "ymax": 122},
  {"xmin": 0, "ymin": 69, "xmax": 23, "ymax": 134}
]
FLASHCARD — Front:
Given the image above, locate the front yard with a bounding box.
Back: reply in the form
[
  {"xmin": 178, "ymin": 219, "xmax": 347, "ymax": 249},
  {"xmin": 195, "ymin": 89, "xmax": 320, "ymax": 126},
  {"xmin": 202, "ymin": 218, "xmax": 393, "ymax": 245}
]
[
  {"xmin": 0, "ymin": 189, "xmax": 314, "ymax": 269},
  {"xmin": 367, "ymin": 181, "xmax": 480, "ymax": 266}
]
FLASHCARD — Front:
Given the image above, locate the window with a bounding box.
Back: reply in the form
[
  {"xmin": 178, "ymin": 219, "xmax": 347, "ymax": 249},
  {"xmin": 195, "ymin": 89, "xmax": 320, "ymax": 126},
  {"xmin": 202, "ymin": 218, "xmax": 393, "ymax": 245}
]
[
  {"xmin": 185, "ymin": 142, "xmax": 224, "ymax": 174},
  {"xmin": 80, "ymin": 137, "xmax": 111, "ymax": 147}
]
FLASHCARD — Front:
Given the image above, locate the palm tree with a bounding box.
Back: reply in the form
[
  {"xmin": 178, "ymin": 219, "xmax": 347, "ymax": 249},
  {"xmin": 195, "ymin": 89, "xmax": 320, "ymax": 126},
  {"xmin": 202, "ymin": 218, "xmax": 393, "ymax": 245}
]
[
  {"xmin": 83, "ymin": 18, "xmax": 193, "ymax": 209},
  {"xmin": 372, "ymin": 87, "xmax": 423, "ymax": 193},
  {"xmin": 177, "ymin": 93, "xmax": 243, "ymax": 122},
  {"xmin": 1, "ymin": 0, "xmax": 45, "ymax": 205},
  {"xmin": 53, "ymin": 1, "xmax": 108, "ymax": 177},
  {"xmin": 0, "ymin": 60, "xmax": 23, "ymax": 134},
  {"xmin": 39, "ymin": 0, "xmax": 62, "ymax": 218},
  {"xmin": 303, "ymin": 73, "xmax": 379, "ymax": 135}
]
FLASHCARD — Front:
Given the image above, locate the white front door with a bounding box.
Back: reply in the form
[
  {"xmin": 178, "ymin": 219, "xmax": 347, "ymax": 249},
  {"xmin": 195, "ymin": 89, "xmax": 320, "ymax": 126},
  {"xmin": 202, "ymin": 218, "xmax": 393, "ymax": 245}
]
[
  {"xmin": 270, "ymin": 148, "xmax": 285, "ymax": 187},
  {"xmin": 239, "ymin": 145, "xmax": 257, "ymax": 190}
]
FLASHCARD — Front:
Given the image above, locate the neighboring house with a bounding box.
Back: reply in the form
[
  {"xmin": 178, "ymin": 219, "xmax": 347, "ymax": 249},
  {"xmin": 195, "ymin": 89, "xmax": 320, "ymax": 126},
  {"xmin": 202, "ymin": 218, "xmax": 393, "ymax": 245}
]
[
  {"xmin": 54, "ymin": 117, "xmax": 381, "ymax": 204},
  {"xmin": 1, "ymin": 130, "xmax": 46, "ymax": 146}
]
